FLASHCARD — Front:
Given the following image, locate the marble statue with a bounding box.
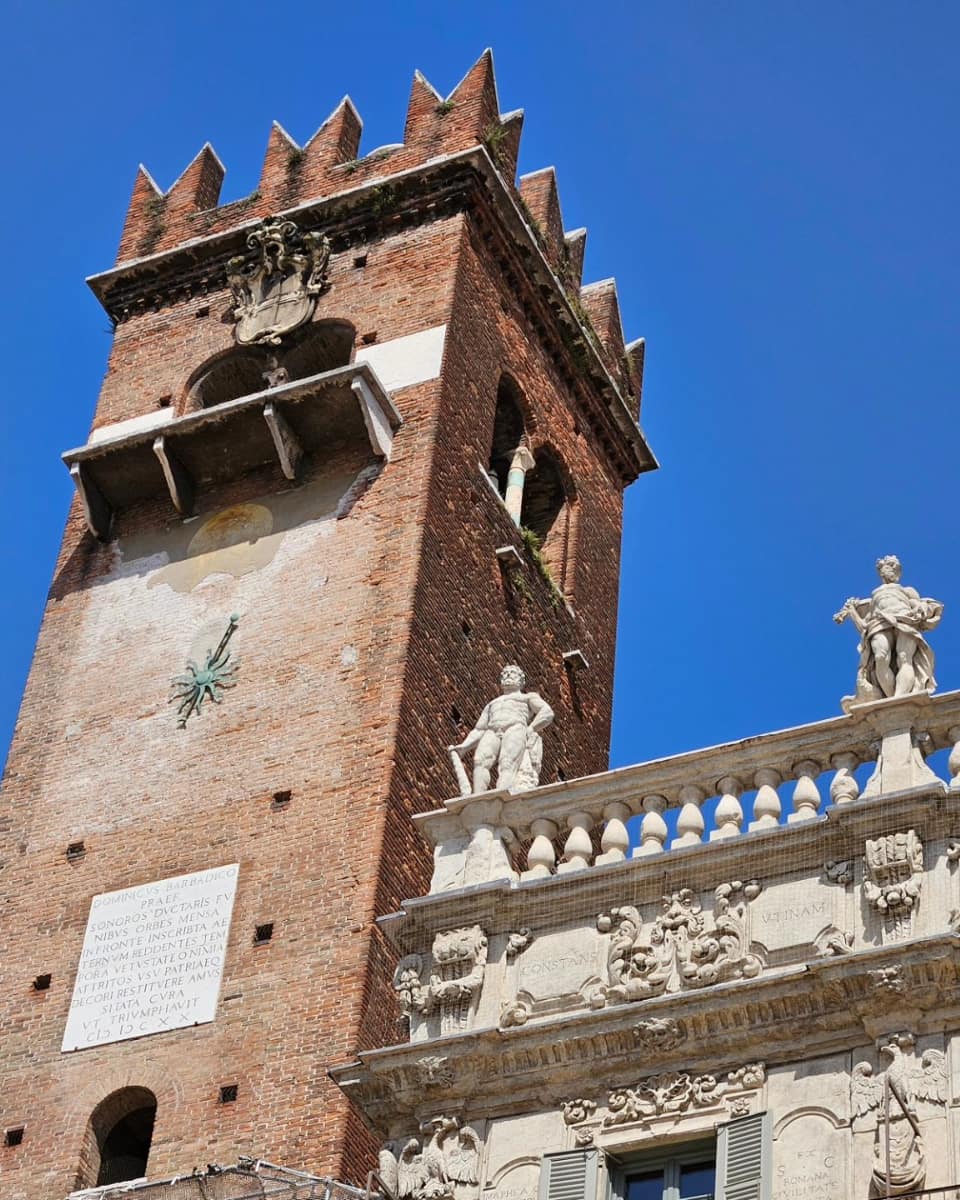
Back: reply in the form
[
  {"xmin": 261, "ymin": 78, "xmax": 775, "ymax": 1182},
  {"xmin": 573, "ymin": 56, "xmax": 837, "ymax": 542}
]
[
  {"xmin": 834, "ymin": 556, "xmax": 943, "ymax": 705},
  {"xmin": 448, "ymin": 665, "xmax": 554, "ymax": 794}
]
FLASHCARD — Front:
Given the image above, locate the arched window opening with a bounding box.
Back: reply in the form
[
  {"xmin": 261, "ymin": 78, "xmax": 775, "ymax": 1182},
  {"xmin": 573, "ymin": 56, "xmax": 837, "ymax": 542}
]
[
  {"xmin": 78, "ymin": 1087, "xmax": 157, "ymax": 1190},
  {"xmin": 521, "ymin": 451, "xmax": 576, "ymax": 593},
  {"xmin": 281, "ymin": 320, "xmax": 355, "ymax": 383},
  {"xmin": 487, "ymin": 377, "xmax": 527, "ymax": 497},
  {"xmin": 190, "ymin": 349, "xmax": 269, "ymax": 409},
  {"xmin": 188, "ymin": 320, "xmax": 355, "ymax": 410}
]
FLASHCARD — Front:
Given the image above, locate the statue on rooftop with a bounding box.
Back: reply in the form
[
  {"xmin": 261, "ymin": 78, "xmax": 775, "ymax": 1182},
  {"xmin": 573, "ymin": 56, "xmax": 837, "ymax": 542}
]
[
  {"xmin": 834, "ymin": 556, "xmax": 943, "ymax": 707},
  {"xmin": 448, "ymin": 665, "xmax": 554, "ymax": 795}
]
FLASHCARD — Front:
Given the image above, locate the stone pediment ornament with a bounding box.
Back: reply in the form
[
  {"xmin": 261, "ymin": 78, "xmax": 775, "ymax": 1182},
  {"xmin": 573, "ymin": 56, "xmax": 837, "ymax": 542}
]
[{"xmin": 226, "ymin": 218, "xmax": 331, "ymax": 346}]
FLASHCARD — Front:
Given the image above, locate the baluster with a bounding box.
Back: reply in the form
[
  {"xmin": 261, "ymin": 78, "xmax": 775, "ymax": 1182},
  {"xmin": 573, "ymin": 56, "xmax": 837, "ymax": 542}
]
[
  {"xmin": 749, "ymin": 768, "xmax": 781, "ymax": 831},
  {"xmin": 596, "ymin": 802, "xmax": 631, "ymax": 864},
  {"xmin": 949, "ymin": 727, "xmax": 960, "ymax": 793},
  {"xmin": 711, "ymin": 775, "xmax": 744, "ymax": 840},
  {"xmin": 829, "ymin": 752, "xmax": 860, "ymax": 805},
  {"xmin": 523, "ymin": 818, "xmax": 558, "ymax": 879},
  {"xmin": 558, "ymin": 811, "xmax": 594, "ymax": 873},
  {"xmin": 672, "ymin": 784, "xmax": 705, "ymax": 849},
  {"xmin": 634, "ymin": 795, "xmax": 668, "ymax": 857},
  {"xmin": 789, "ymin": 760, "xmax": 821, "ymax": 823}
]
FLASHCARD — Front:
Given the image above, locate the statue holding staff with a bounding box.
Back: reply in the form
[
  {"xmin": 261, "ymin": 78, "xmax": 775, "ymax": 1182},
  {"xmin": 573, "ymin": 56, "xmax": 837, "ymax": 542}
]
[
  {"xmin": 448, "ymin": 665, "xmax": 554, "ymax": 795},
  {"xmin": 834, "ymin": 556, "xmax": 943, "ymax": 705}
]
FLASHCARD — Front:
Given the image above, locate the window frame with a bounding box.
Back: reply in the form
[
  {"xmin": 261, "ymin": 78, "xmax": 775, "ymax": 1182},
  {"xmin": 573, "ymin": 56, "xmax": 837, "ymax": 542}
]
[{"xmin": 609, "ymin": 1139, "xmax": 716, "ymax": 1200}]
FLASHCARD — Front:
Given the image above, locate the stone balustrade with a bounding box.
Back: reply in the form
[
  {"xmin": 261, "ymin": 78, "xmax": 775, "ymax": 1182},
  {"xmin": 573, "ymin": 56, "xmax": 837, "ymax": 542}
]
[{"xmin": 416, "ymin": 689, "xmax": 960, "ymax": 894}]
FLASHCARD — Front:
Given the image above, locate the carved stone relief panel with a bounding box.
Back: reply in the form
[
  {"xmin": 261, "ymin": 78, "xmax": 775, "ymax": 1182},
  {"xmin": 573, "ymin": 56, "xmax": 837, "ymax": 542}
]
[
  {"xmin": 560, "ymin": 1061, "xmax": 766, "ymax": 1144},
  {"xmin": 592, "ymin": 881, "xmax": 764, "ymax": 1007},
  {"xmin": 394, "ymin": 926, "xmax": 488, "ymax": 1039},
  {"xmin": 851, "ymin": 1031, "xmax": 947, "ymax": 1195},
  {"xmin": 864, "ymin": 830, "xmax": 924, "ymax": 942},
  {"xmin": 380, "ymin": 1116, "xmax": 483, "ymax": 1200}
]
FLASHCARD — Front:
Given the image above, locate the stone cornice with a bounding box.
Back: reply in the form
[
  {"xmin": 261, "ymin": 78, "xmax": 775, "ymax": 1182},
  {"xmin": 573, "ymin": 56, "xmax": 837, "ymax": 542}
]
[
  {"xmin": 87, "ymin": 146, "xmax": 655, "ymax": 484},
  {"xmin": 330, "ymin": 934, "xmax": 960, "ymax": 1135}
]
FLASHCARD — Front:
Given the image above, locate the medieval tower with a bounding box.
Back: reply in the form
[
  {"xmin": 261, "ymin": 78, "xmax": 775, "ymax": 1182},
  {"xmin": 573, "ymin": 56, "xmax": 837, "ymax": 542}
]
[{"xmin": 0, "ymin": 52, "xmax": 653, "ymax": 1199}]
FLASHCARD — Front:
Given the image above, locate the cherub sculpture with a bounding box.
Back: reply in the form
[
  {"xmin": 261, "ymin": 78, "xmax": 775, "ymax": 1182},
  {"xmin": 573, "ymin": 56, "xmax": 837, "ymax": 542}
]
[
  {"xmin": 834, "ymin": 556, "xmax": 943, "ymax": 706},
  {"xmin": 448, "ymin": 665, "xmax": 554, "ymax": 794}
]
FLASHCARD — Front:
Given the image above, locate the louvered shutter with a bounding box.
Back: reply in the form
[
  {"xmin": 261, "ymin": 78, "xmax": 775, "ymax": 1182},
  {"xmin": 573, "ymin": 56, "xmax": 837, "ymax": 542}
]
[
  {"xmin": 716, "ymin": 1112, "xmax": 771, "ymax": 1200},
  {"xmin": 538, "ymin": 1149, "xmax": 600, "ymax": 1200}
]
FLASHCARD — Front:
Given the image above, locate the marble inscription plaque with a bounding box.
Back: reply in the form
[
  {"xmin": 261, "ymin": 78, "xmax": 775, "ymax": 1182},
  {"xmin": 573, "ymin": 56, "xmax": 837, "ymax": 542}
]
[
  {"xmin": 753, "ymin": 881, "xmax": 837, "ymax": 953},
  {"xmin": 62, "ymin": 864, "xmax": 239, "ymax": 1051},
  {"xmin": 774, "ymin": 1114, "xmax": 845, "ymax": 1200},
  {"xmin": 516, "ymin": 928, "xmax": 602, "ymax": 1001}
]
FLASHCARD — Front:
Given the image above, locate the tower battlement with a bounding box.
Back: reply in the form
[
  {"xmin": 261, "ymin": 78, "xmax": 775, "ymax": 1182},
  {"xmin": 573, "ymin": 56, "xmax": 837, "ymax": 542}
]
[{"xmin": 108, "ymin": 52, "xmax": 643, "ymax": 419}]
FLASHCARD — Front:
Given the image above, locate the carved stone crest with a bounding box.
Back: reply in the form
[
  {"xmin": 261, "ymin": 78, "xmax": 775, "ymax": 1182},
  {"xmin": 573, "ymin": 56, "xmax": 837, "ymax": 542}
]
[
  {"xmin": 593, "ymin": 881, "xmax": 763, "ymax": 1005},
  {"xmin": 226, "ymin": 218, "xmax": 331, "ymax": 345},
  {"xmin": 394, "ymin": 926, "xmax": 488, "ymax": 1034},
  {"xmin": 864, "ymin": 830, "xmax": 924, "ymax": 938}
]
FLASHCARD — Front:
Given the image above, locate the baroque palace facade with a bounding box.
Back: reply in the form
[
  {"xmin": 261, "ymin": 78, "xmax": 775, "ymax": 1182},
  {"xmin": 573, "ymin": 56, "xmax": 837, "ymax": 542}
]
[{"xmin": 1, "ymin": 50, "xmax": 958, "ymax": 1200}]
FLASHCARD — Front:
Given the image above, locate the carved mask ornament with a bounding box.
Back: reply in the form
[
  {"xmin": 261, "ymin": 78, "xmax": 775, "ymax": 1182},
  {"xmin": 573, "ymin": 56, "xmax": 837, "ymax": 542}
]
[{"xmin": 226, "ymin": 218, "xmax": 331, "ymax": 346}]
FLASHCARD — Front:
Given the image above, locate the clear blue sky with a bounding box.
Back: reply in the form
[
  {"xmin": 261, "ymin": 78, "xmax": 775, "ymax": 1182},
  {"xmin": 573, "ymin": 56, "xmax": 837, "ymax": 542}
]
[{"xmin": 1, "ymin": 2, "xmax": 957, "ymax": 773}]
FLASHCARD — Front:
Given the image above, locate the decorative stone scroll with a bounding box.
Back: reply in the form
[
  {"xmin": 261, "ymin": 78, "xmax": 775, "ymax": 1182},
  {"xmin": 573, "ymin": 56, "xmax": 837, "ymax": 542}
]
[
  {"xmin": 379, "ymin": 1116, "xmax": 482, "ymax": 1200},
  {"xmin": 394, "ymin": 926, "xmax": 488, "ymax": 1034},
  {"xmin": 226, "ymin": 218, "xmax": 331, "ymax": 345},
  {"xmin": 592, "ymin": 881, "xmax": 764, "ymax": 1006},
  {"xmin": 851, "ymin": 1032, "xmax": 947, "ymax": 1195},
  {"xmin": 864, "ymin": 830, "xmax": 924, "ymax": 939}
]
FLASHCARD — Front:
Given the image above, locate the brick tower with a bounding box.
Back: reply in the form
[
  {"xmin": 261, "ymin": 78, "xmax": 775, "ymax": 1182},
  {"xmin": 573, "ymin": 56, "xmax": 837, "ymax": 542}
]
[{"xmin": 0, "ymin": 52, "xmax": 654, "ymax": 1200}]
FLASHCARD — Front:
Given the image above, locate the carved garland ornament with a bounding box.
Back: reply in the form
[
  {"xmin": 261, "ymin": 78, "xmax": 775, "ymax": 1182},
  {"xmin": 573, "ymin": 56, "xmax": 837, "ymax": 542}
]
[
  {"xmin": 592, "ymin": 881, "xmax": 763, "ymax": 1006},
  {"xmin": 226, "ymin": 218, "xmax": 331, "ymax": 346},
  {"xmin": 561, "ymin": 1062, "xmax": 765, "ymax": 1135},
  {"xmin": 379, "ymin": 1116, "xmax": 481, "ymax": 1200},
  {"xmin": 394, "ymin": 926, "xmax": 488, "ymax": 1033}
]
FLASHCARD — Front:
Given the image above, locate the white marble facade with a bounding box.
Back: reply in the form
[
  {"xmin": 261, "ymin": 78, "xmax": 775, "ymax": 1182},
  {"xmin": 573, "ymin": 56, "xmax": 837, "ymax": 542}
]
[{"xmin": 336, "ymin": 690, "xmax": 960, "ymax": 1200}]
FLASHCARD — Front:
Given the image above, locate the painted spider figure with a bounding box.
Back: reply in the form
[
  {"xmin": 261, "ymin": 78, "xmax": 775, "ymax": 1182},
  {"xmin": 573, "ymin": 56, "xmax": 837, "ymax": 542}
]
[{"xmin": 171, "ymin": 615, "xmax": 240, "ymax": 728}]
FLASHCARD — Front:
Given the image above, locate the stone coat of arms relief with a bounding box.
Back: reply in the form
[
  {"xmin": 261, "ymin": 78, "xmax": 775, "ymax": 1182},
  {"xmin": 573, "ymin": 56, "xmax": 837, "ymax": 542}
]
[{"xmin": 226, "ymin": 218, "xmax": 331, "ymax": 346}]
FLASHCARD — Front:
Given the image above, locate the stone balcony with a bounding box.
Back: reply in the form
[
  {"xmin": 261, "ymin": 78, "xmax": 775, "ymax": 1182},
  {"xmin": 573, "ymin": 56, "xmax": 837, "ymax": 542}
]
[
  {"xmin": 418, "ymin": 690, "xmax": 960, "ymax": 892},
  {"xmin": 62, "ymin": 363, "xmax": 400, "ymax": 540}
]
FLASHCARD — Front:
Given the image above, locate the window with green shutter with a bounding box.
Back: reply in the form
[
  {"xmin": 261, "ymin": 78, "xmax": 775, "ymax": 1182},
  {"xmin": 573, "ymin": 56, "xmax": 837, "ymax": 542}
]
[
  {"xmin": 715, "ymin": 1112, "xmax": 771, "ymax": 1200},
  {"xmin": 539, "ymin": 1149, "xmax": 600, "ymax": 1200}
]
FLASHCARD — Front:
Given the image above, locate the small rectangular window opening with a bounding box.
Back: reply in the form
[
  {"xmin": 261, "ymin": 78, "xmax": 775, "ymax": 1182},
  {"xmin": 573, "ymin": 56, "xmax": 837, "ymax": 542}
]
[
  {"xmin": 5, "ymin": 1127, "xmax": 24, "ymax": 1147},
  {"xmin": 271, "ymin": 790, "xmax": 291, "ymax": 810},
  {"xmin": 353, "ymin": 255, "xmax": 368, "ymax": 268},
  {"xmin": 218, "ymin": 1084, "xmax": 238, "ymax": 1104},
  {"xmin": 157, "ymin": 394, "xmax": 173, "ymax": 408},
  {"xmin": 194, "ymin": 306, "xmax": 210, "ymax": 319},
  {"xmin": 254, "ymin": 922, "xmax": 274, "ymax": 945},
  {"xmin": 66, "ymin": 841, "xmax": 85, "ymax": 861},
  {"xmin": 32, "ymin": 974, "xmax": 51, "ymax": 992},
  {"xmin": 361, "ymin": 330, "xmax": 377, "ymax": 345}
]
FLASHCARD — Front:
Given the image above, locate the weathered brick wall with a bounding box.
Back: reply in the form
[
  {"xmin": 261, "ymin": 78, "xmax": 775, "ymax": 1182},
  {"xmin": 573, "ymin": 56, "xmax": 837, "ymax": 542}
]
[{"xmin": 0, "ymin": 70, "xmax": 641, "ymax": 1200}]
